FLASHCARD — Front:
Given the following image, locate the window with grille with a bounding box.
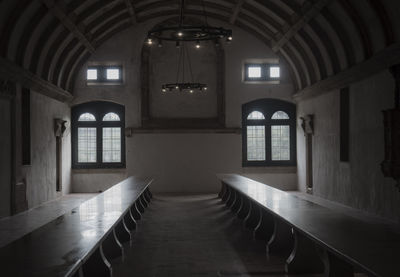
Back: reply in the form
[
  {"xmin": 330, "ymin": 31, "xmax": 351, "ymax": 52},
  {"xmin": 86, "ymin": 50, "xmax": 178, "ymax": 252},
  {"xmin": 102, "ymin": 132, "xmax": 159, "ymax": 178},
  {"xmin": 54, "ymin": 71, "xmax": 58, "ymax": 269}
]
[
  {"xmin": 72, "ymin": 102, "xmax": 125, "ymax": 169},
  {"xmin": 244, "ymin": 63, "xmax": 280, "ymax": 83},
  {"xmin": 86, "ymin": 65, "xmax": 123, "ymax": 85},
  {"xmin": 242, "ymin": 99, "xmax": 296, "ymax": 167}
]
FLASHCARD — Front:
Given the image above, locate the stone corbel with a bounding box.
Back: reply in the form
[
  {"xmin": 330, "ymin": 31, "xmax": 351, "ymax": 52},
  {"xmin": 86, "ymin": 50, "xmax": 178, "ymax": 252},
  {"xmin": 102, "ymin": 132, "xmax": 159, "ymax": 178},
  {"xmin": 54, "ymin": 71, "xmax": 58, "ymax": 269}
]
[
  {"xmin": 54, "ymin": 119, "xmax": 68, "ymax": 192},
  {"xmin": 300, "ymin": 114, "xmax": 314, "ymax": 136},
  {"xmin": 54, "ymin": 119, "xmax": 68, "ymax": 137}
]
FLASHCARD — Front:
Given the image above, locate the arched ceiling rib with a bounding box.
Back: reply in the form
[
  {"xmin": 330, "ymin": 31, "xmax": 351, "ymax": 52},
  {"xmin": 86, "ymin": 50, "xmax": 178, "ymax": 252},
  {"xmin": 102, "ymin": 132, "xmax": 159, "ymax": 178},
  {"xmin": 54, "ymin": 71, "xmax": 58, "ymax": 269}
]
[{"xmin": 0, "ymin": 0, "xmax": 399, "ymax": 102}]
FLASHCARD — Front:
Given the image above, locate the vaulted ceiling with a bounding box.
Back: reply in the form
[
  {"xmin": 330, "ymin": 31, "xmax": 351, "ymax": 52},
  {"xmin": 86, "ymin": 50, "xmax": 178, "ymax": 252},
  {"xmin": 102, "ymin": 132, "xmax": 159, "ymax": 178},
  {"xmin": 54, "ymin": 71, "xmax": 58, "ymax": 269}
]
[{"xmin": 0, "ymin": 0, "xmax": 399, "ymax": 102}]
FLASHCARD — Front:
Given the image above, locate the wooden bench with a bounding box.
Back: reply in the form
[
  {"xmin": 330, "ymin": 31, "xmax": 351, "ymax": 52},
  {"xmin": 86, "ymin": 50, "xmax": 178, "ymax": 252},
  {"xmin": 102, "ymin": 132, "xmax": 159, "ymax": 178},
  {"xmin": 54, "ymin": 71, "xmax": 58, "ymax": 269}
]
[
  {"xmin": 217, "ymin": 174, "xmax": 400, "ymax": 277},
  {"xmin": 0, "ymin": 176, "xmax": 153, "ymax": 277}
]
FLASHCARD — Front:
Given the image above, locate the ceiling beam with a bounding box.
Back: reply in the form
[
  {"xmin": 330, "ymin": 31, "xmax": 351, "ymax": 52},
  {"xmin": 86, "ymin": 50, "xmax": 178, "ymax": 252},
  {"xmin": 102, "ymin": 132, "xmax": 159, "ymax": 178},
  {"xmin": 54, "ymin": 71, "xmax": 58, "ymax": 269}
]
[
  {"xmin": 40, "ymin": 0, "xmax": 95, "ymax": 53},
  {"xmin": 271, "ymin": 0, "xmax": 333, "ymax": 53},
  {"xmin": 230, "ymin": 0, "xmax": 246, "ymax": 24},
  {"xmin": 0, "ymin": 57, "xmax": 72, "ymax": 102},
  {"xmin": 124, "ymin": 0, "xmax": 137, "ymax": 25},
  {"xmin": 293, "ymin": 42, "xmax": 400, "ymax": 101}
]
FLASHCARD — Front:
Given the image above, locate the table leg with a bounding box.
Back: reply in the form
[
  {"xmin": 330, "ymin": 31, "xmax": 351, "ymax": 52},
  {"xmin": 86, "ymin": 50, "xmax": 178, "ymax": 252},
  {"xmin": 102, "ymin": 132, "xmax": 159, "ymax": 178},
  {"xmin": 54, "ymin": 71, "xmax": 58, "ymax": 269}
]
[
  {"xmin": 285, "ymin": 229, "xmax": 324, "ymax": 274},
  {"xmin": 254, "ymin": 207, "xmax": 274, "ymax": 242},
  {"xmin": 237, "ymin": 196, "xmax": 250, "ymax": 220},
  {"xmin": 82, "ymin": 245, "xmax": 112, "ymax": 277},
  {"xmin": 244, "ymin": 201, "xmax": 260, "ymax": 230},
  {"xmin": 103, "ymin": 229, "xmax": 124, "ymax": 261},
  {"xmin": 131, "ymin": 202, "xmax": 142, "ymax": 220},
  {"xmin": 231, "ymin": 191, "xmax": 242, "ymax": 213},
  {"xmin": 318, "ymin": 248, "xmax": 354, "ymax": 277},
  {"xmin": 267, "ymin": 217, "xmax": 294, "ymax": 257}
]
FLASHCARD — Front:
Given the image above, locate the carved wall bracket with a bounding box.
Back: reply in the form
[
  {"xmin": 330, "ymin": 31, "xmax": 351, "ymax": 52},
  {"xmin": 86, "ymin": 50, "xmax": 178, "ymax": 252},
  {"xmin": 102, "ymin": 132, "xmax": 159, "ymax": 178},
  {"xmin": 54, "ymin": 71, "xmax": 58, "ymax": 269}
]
[
  {"xmin": 54, "ymin": 119, "xmax": 68, "ymax": 192},
  {"xmin": 300, "ymin": 114, "xmax": 314, "ymax": 135},
  {"xmin": 300, "ymin": 114, "xmax": 314, "ymax": 193}
]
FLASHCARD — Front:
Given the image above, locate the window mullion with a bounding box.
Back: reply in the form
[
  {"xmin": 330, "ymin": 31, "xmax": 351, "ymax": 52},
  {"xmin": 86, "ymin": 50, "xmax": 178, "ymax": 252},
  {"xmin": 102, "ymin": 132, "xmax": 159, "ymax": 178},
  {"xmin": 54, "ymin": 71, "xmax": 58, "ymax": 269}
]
[
  {"xmin": 266, "ymin": 123, "xmax": 272, "ymax": 164},
  {"xmin": 97, "ymin": 125, "xmax": 102, "ymax": 166}
]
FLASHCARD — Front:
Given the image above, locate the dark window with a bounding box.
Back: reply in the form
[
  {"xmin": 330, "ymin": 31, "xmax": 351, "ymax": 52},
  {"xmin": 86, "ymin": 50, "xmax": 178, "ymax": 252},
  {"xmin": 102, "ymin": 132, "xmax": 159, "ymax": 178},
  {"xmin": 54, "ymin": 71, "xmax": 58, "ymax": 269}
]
[
  {"xmin": 340, "ymin": 87, "xmax": 350, "ymax": 162},
  {"xmin": 242, "ymin": 99, "xmax": 296, "ymax": 167},
  {"xmin": 86, "ymin": 65, "xmax": 123, "ymax": 84},
  {"xmin": 21, "ymin": 88, "xmax": 31, "ymax": 165},
  {"xmin": 244, "ymin": 63, "xmax": 280, "ymax": 82},
  {"xmin": 72, "ymin": 101, "xmax": 125, "ymax": 169}
]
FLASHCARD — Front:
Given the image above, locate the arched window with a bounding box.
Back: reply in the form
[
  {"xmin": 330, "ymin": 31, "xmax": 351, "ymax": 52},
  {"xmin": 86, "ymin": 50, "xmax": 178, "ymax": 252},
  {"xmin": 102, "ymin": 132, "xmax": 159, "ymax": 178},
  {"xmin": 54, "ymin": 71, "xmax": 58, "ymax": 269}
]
[
  {"xmin": 103, "ymin": 112, "xmax": 120, "ymax": 121},
  {"xmin": 242, "ymin": 99, "xmax": 296, "ymax": 166},
  {"xmin": 247, "ymin": 111, "xmax": 265, "ymax": 120},
  {"xmin": 271, "ymin": 111, "xmax": 289, "ymax": 120},
  {"xmin": 78, "ymin": 113, "xmax": 96, "ymax": 121},
  {"xmin": 72, "ymin": 101, "xmax": 125, "ymax": 169}
]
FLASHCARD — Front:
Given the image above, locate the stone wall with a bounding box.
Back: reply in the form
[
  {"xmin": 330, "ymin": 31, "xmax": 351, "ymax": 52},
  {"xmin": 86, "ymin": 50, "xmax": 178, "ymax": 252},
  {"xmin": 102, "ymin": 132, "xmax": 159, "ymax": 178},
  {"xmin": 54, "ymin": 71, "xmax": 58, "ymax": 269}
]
[
  {"xmin": 71, "ymin": 20, "xmax": 297, "ymax": 193},
  {"xmin": 22, "ymin": 91, "xmax": 71, "ymax": 209},
  {"xmin": 297, "ymin": 71, "xmax": 400, "ymax": 222}
]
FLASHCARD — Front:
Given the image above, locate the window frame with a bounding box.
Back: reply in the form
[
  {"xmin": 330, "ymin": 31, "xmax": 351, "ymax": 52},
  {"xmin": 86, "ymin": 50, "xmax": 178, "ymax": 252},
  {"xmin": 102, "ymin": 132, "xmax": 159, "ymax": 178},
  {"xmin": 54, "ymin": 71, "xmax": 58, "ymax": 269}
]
[
  {"xmin": 72, "ymin": 101, "xmax": 126, "ymax": 169},
  {"xmin": 242, "ymin": 99, "xmax": 296, "ymax": 167},
  {"xmin": 86, "ymin": 65, "xmax": 123, "ymax": 85},
  {"xmin": 243, "ymin": 62, "xmax": 280, "ymax": 83}
]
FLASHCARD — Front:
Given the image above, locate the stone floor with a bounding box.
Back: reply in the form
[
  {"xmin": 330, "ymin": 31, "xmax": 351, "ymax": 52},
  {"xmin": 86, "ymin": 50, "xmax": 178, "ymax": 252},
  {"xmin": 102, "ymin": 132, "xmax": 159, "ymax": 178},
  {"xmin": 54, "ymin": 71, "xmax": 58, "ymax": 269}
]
[
  {"xmin": 0, "ymin": 193, "xmax": 97, "ymax": 247},
  {"xmin": 113, "ymin": 194, "xmax": 323, "ymax": 277}
]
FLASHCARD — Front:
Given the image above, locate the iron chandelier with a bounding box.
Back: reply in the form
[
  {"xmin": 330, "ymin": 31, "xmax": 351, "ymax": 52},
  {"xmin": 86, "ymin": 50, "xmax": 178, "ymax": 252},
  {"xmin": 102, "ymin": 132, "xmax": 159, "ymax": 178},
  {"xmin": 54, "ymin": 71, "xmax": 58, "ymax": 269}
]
[
  {"xmin": 161, "ymin": 43, "xmax": 208, "ymax": 93},
  {"xmin": 147, "ymin": 0, "xmax": 232, "ymax": 93},
  {"xmin": 146, "ymin": 0, "xmax": 233, "ymax": 47}
]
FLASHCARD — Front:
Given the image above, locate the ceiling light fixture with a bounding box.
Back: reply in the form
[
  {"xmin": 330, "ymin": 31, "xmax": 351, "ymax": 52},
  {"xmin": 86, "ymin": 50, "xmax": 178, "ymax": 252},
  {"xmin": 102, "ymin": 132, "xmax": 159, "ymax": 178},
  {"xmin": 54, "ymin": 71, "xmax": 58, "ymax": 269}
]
[
  {"xmin": 148, "ymin": 0, "xmax": 232, "ymax": 94},
  {"xmin": 146, "ymin": 0, "xmax": 232, "ymax": 45},
  {"xmin": 161, "ymin": 43, "xmax": 207, "ymax": 93}
]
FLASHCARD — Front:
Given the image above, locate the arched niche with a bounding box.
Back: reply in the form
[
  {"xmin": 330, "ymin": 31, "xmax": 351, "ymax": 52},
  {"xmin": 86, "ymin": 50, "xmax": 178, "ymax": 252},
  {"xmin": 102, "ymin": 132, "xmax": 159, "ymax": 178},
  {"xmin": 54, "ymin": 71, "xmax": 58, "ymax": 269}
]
[{"xmin": 141, "ymin": 17, "xmax": 225, "ymax": 129}]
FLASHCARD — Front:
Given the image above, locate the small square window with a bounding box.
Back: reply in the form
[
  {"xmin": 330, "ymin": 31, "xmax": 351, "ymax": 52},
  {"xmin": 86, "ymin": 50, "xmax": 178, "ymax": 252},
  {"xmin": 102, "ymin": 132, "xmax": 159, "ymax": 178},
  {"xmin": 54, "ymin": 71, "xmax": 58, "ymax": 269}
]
[
  {"xmin": 87, "ymin": 69, "xmax": 98, "ymax": 80},
  {"xmin": 248, "ymin": 66, "xmax": 262, "ymax": 78},
  {"xmin": 106, "ymin": 68, "xmax": 120, "ymax": 80},
  {"xmin": 270, "ymin": 67, "xmax": 280, "ymax": 78}
]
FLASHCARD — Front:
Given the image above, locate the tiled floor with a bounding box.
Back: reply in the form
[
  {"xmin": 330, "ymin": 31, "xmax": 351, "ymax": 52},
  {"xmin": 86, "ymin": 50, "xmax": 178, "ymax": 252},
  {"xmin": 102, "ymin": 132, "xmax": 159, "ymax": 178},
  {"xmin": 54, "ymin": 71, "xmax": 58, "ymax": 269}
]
[
  {"xmin": 0, "ymin": 193, "xmax": 97, "ymax": 248},
  {"xmin": 113, "ymin": 194, "xmax": 321, "ymax": 277}
]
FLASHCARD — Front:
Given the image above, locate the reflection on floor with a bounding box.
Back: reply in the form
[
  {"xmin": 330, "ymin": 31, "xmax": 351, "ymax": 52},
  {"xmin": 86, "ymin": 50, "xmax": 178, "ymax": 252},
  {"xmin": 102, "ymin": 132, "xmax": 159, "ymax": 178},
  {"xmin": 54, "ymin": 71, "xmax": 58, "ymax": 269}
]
[
  {"xmin": 0, "ymin": 193, "xmax": 97, "ymax": 248},
  {"xmin": 114, "ymin": 194, "xmax": 321, "ymax": 277}
]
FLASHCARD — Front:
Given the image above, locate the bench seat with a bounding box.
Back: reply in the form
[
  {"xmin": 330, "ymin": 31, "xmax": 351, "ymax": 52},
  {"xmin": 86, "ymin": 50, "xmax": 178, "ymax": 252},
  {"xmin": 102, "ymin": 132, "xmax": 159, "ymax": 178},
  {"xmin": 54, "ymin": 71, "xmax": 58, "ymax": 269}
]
[{"xmin": 217, "ymin": 174, "xmax": 400, "ymax": 277}]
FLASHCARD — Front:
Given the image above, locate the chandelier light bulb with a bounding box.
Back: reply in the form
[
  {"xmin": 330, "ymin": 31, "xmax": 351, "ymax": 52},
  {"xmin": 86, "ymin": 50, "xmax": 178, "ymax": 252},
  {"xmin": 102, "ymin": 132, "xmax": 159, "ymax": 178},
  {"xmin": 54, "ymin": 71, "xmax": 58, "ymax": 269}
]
[
  {"xmin": 162, "ymin": 88, "xmax": 166, "ymax": 92},
  {"xmin": 189, "ymin": 89, "xmax": 194, "ymax": 93},
  {"xmin": 147, "ymin": 38, "xmax": 153, "ymax": 45},
  {"xmin": 177, "ymin": 31, "xmax": 183, "ymax": 37},
  {"xmin": 196, "ymin": 41, "xmax": 200, "ymax": 49}
]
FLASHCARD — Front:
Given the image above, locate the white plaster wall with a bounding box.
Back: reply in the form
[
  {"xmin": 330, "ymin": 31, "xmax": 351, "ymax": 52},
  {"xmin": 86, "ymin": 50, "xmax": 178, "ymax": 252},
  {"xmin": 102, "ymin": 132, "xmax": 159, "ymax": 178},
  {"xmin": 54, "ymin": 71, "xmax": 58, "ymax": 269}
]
[
  {"xmin": 71, "ymin": 20, "xmax": 297, "ymax": 193},
  {"xmin": 297, "ymin": 71, "xmax": 400, "ymax": 222},
  {"xmin": 24, "ymin": 91, "xmax": 71, "ymax": 209}
]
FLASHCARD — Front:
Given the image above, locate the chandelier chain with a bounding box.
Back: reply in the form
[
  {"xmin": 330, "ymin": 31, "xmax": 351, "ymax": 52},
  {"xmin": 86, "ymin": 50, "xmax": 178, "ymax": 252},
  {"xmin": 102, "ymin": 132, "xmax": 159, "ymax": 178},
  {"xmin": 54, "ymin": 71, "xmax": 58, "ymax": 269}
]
[
  {"xmin": 201, "ymin": 0, "xmax": 209, "ymax": 26},
  {"xmin": 179, "ymin": 0, "xmax": 185, "ymax": 26},
  {"xmin": 185, "ymin": 44, "xmax": 195, "ymax": 83}
]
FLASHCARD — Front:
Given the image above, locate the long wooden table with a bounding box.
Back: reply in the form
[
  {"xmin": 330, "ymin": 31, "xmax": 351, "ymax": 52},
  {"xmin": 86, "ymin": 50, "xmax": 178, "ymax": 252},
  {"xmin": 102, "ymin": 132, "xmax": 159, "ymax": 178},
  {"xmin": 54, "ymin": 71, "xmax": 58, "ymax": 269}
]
[
  {"xmin": 0, "ymin": 176, "xmax": 153, "ymax": 277},
  {"xmin": 217, "ymin": 174, "xmax": 400, "ymax": 277}
]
